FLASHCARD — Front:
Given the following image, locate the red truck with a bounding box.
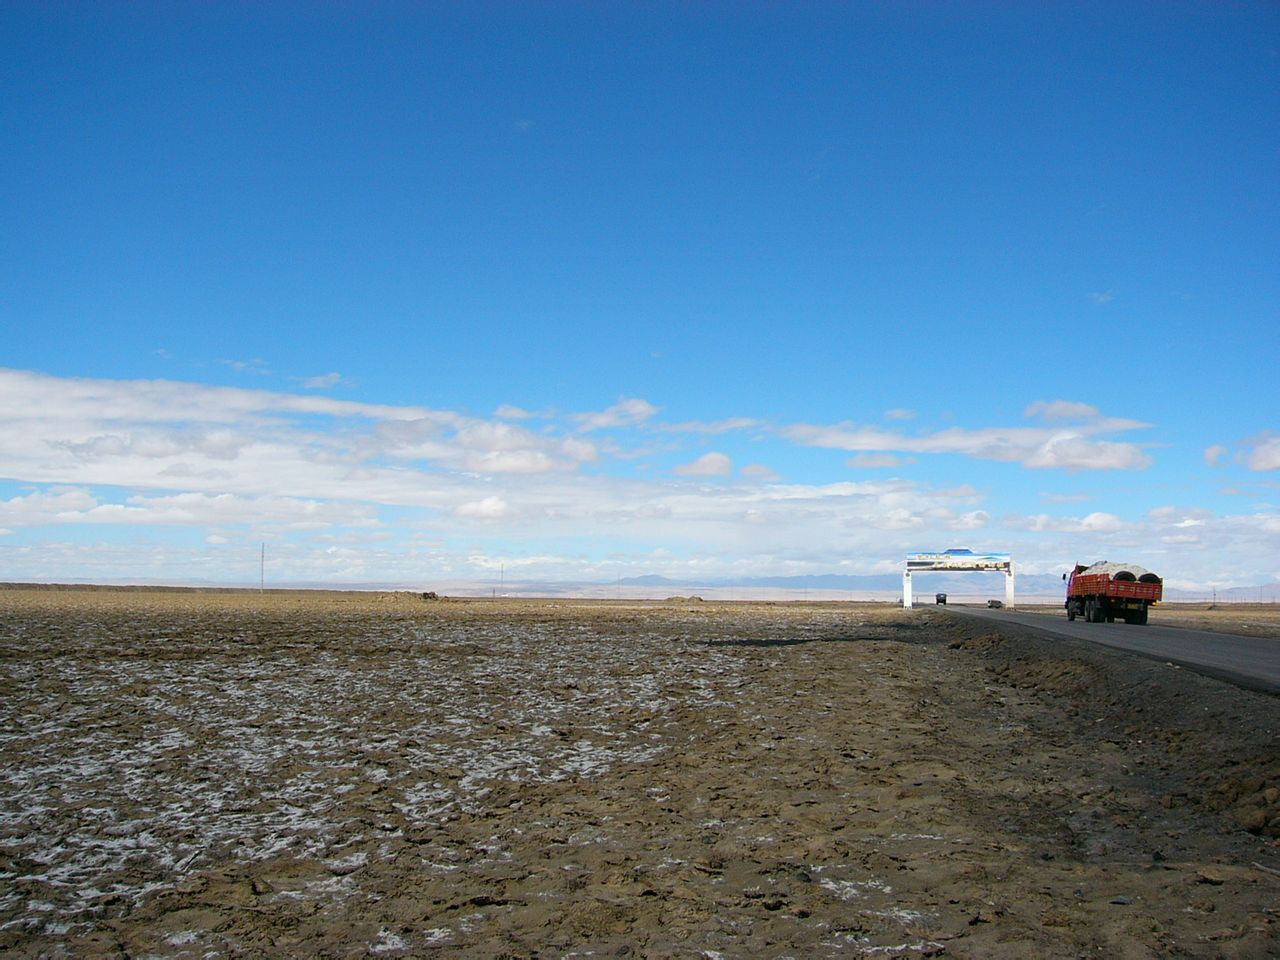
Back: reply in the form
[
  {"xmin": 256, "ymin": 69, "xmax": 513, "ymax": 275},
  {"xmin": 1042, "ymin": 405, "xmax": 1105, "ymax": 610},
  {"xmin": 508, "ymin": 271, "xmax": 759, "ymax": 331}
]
[{"xmin": 1064, "ymin": 562, "xmax": 1162, "ymax": 625}]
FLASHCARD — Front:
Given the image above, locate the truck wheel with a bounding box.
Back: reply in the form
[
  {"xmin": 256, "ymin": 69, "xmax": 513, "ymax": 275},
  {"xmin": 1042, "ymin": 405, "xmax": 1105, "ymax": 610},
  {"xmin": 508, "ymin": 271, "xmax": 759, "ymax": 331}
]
[
  {"xmin": 1137, "ymin": 607, "xmax": 1148, "ymax": 625},
  {"xmin": 1067, "ymin": 605, "xmax": 1076, "ymax": 622},
  {"xmin": 1091, "ymin": 601, "xmax": 1105, "ymax": 623}
]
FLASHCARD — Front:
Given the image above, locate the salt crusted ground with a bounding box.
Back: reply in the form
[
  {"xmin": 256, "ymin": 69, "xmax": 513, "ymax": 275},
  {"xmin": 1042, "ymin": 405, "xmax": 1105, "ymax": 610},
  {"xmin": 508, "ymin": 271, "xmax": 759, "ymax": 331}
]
[{"xmin": 1, "ymin": 588, "xmax": 1277, "ymax": 958}]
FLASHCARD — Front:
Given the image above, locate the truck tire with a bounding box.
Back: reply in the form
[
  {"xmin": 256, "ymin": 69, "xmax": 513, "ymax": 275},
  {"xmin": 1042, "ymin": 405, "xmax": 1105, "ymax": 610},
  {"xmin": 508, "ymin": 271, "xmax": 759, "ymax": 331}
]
[
  {"xmin": 1091, "ymin": 601, "xmax": 1105, "ymax": 623},
  {"xmin": 1137, "ymin": 607, "xmax": 1148, "ymax": 625},
  {"xmin": 1067, "ymin": 604, "xmax": 1076, "ymax": 622}
]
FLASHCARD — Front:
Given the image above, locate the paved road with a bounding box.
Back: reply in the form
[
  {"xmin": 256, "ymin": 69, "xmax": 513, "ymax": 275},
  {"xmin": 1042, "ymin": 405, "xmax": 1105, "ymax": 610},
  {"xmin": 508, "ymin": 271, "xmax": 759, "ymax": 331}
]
[{"xmin": 940, "ymin": 604, "xmax": 1280, "ymax": 694}]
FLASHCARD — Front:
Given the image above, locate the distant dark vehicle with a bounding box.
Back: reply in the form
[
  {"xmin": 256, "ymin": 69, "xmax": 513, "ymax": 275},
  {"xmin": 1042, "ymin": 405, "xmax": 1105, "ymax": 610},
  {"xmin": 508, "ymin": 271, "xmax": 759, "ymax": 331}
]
[
  {"xmin": 987, "ymin": 599, "xmax": 1003, "ymax": 609},
  {"xmin": 935, "ymin": 593, "xmax": 947, "ymax": 605}
]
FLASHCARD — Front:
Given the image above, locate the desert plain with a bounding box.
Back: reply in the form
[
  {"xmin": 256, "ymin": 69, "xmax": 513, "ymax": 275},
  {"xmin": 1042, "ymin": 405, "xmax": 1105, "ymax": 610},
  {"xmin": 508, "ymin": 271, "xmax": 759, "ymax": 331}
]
[{"xmin": 1, "ymin": 587, "xmax": 1278, "ymax": 958}]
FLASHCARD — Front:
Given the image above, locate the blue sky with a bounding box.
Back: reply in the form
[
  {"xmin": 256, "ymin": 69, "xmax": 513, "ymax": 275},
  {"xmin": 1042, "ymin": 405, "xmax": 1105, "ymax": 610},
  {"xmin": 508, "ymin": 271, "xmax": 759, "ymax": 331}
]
[{"xmin": 2, "ymin": 3, "xmax": 1277, "ymax": 592}]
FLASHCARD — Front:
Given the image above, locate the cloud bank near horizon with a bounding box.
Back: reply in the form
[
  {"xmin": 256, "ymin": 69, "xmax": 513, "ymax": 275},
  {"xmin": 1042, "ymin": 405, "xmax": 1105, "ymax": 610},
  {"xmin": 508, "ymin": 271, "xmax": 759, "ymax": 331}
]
[{"xmin": 0, "ymin": 367, "xmax": 1275, "ymax": 590}]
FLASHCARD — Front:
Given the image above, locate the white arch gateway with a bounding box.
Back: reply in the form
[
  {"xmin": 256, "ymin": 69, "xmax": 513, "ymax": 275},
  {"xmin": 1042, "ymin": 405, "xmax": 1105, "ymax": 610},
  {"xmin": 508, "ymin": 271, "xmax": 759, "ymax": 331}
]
[{"xmin": 903, "ymin": 549, "xmax": 1014, "ymax": 609}]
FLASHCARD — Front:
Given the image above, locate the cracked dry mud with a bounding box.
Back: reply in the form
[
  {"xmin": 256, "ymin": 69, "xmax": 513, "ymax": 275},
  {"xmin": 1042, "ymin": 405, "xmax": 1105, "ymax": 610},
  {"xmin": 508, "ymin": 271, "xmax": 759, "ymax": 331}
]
[{"xmin": 1, "ymin": 588, "xmax": 1278, "ymax": 958}]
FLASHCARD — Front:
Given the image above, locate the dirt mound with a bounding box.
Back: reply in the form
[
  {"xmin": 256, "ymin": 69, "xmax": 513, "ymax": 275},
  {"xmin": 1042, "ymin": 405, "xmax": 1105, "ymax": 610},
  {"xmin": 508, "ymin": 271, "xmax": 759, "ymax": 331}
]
[{"xmin": 939, "ymin": 615, "xmax": 1280, "ymax": 839}]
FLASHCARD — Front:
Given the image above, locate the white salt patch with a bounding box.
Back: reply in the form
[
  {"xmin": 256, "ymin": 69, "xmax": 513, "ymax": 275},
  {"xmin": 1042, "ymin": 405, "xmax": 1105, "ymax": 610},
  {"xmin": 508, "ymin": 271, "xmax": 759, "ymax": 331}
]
[
  {"xmin": 819, "ymin": 877, "xmax": 894, "ymax": 900},
  {"xmin": 3, "ymin": 615, "xmax": 749, "ymax": 922},
  {"xmin": 369, "ymin": 928, "xmax": 407, "ymax": 954},
  {"xmin": 862, "ymin": 942, "xmax": 948, "ymax": 956},
  {"xmin": 324, "ymin": 852, "xmax": 368, "ymax": 875},
  {"xmin": 872, "ymin": 907, "xmax": 934, "ymax": 925}
]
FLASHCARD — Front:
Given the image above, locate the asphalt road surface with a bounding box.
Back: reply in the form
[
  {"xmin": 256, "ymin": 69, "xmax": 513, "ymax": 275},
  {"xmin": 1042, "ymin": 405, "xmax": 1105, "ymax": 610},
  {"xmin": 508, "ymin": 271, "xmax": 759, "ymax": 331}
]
[{"xmin": 941, "ymin": 604, "xmax": 1280, "ymax": 694}]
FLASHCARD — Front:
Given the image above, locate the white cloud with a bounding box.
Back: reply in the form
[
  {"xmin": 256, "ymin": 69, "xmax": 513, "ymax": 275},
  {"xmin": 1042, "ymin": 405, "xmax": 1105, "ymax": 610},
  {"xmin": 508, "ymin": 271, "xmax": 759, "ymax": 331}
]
[
  {"xmin": 0, "ymin": 487, "xmax": 98, "ymax": 528},
  {"xmin": 847, "ymin": 453, "xmax": 914, "ymax": 469},
  {"xmin": 0, "ymin": 368, "xmax": 434, "ymax": 426},
  {"xmin": 1022, "ymin": 435, "xmax": 1152, "ymax": 470},
  {"xmin": 1004, "ymin": 511, "xmax": 1127, "ymax": 533},
  {"xmin": 1245, "ymin": 436, "xmax": 1280, "ymax": 471},
  {"xmin": 0, "ymin": 371, "xmax": 617, "ymax": 532},
  {"xmin": 954, "ymin": 510, "xmax": 990, "ymax": 529},
  {"xmin": 0, "ymin": 487, "xmax": 380, "ymax": 533},
  {"xmin": 455, "ymin": 496, "xmax": 509, "ymax": 519},
  {"xmin": 0, "ymin": 368, "xmax": 1274, "ymax": 593},
  {"xmin": 675, "ymin": 452, "xmax": 733, "ymax": 477},
  {"xmin": 452, "ymin": 422, "xmax": 593, "ymax": 474},
  {"xmin": 1024, "ymin": 400, "xmax": 1100, "ymax": 421},
  {"xmin": 1198, "ymin": 436, "xmax": 1280, "ymax": 472},
  {"xmin": 741, "ymin": 463, "xmax": 781, "ymax": 481},
  {"xmin": 572, "ymin": 398, "xmax": 658, "ymax": 432},
  {"xmin": 54, "ymin": 429, "xmax": 250, "ymax": 462},
  {"xmin": 784, "ymin": 416, "xmax": 1152, "ymax": 471},
  {"xmin": 560, "ymin": 437, "xmax": 598, "ymax": 462},
  {"xmin": 883, "ymin": 408, "xmax": 915, "ymax": 421},
  {"xmin": 1079, "ymin": 511, "xmax": 1127, "ymax": 531},
  {"xmin": 302, "ymin": 372, "xmax": 346, "ymax": 389},
  {"xmin": 659, "ymin": 417, "xmax": 760, "ymax": 435},
  {"xmin": 222, "ymin": 357, "xmax": 271, "ymax": 375},
  {"xmin": 1089, "ymin": 291, "xmax": 1114, "ymax": 304},
  {"xmin": 96, "ymin": 491, "xmax": 370, "ymax": 530}
]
